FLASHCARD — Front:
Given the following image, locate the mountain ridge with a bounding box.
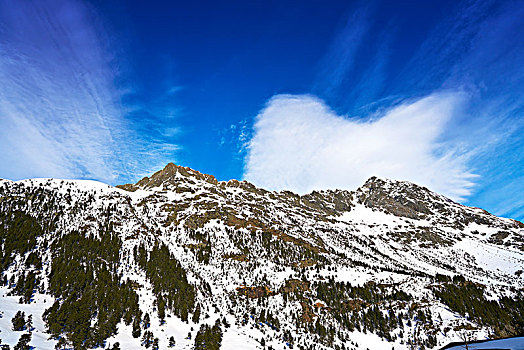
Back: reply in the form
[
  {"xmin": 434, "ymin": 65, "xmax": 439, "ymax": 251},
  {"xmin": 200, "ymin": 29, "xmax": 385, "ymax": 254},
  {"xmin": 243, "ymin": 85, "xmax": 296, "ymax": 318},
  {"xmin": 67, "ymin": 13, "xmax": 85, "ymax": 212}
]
[
  {"xmin": 0, "ymin": 163, "xmax": 523, "ymax": 350},
  {"xmin": 117, "ymin": 162, "xmax": 523, "ymax": 230}
]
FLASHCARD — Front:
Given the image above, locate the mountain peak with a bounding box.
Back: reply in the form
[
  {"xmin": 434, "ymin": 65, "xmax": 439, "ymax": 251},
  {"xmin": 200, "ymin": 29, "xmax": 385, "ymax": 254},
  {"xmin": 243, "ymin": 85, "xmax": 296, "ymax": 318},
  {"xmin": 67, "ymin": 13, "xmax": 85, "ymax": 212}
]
[
  {"xmin": 356, "ymin": 176, "xmax": 459, "ymax": 220},
  {"xmin": 117, "ymin": 162, "xmax": 218, "ymax": 191}
]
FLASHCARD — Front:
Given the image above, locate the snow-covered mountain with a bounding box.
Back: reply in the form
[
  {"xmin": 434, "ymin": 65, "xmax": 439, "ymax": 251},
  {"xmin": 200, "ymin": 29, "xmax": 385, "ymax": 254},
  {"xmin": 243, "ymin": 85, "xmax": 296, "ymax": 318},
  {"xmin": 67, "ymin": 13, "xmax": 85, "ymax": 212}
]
[{"xmin": 1, "ymin": 163, "xmax": 523, "ymax": 350}]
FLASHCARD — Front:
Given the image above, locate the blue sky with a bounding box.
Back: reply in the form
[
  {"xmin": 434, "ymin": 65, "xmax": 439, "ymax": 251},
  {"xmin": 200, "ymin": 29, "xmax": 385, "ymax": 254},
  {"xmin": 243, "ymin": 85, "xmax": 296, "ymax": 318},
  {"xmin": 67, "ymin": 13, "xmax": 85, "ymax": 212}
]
[{"xmin": 0, "ymin": 0, "xmax": 523, "ymax": 220}]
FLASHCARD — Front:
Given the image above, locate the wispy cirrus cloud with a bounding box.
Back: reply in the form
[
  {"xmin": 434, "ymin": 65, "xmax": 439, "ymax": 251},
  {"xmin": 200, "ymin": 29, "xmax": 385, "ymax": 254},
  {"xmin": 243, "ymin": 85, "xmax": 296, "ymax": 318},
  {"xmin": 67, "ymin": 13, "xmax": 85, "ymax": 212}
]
[
  {"xmin": 314, "ymin": 5, "xmax": 372, "ymax": 97},
  {"xmin": 0, "ymin": 0, "xmax": 177, "ymax": 183}
]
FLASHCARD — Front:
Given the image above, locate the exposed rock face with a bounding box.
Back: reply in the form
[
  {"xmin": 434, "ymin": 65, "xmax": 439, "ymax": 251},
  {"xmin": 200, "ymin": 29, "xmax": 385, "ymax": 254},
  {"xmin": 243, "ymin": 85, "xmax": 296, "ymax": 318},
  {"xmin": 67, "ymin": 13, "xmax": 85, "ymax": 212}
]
[
  {"xmin": 280, "ymin": 279, "xmax": 310, "ymax": 294},
  {"xmin": 356, "ymin": 176, "xmax": 434, "ymax": 219},
  {"xmin": 117, "ymin": 163, "xmax": 218, "ymax": 191},
  {"xmin": 356, "ymin": 176, "xmax": 521, "ymax": 232},
  {"xmin": 236, "ymin": 285, "xmax": 277, "ymax": 298}
]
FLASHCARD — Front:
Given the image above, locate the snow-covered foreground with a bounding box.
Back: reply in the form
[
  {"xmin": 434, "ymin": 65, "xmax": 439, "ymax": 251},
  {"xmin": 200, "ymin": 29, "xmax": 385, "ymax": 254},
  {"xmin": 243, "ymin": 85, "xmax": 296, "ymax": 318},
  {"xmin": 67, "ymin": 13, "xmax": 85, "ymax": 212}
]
[
  {"xmin": 446, "ymin": 336, "xmax": 524, "ymax": 349},
  {"xmin": 0, "ymin": 287, "xmax": 57, "ymax": 349}
]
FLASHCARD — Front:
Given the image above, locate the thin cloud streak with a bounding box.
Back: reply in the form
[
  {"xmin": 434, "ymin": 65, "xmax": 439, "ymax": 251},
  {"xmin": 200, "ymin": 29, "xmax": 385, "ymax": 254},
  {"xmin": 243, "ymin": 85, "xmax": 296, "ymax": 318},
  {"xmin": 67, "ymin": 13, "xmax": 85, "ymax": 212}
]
[{"xmin": 314, "ymin": 6, "xmax": 371, "ymax": 96}]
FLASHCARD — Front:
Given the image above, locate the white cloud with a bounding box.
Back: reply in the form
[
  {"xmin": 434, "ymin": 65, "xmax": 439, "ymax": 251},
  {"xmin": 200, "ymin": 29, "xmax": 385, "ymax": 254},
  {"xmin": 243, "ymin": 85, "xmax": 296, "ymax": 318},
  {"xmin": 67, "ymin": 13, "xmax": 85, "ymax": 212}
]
[{"xmin": 244, "ymin": 93, "xmax": 477, "ymax": 201}]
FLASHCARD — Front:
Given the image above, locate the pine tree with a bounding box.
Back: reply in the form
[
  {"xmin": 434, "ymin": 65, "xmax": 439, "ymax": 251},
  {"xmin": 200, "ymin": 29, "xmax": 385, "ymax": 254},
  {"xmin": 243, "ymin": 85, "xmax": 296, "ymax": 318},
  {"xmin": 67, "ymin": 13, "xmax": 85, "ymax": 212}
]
[
  {"xmin": 192, "ymin": 304, "xmax": 201, "ymax": 324},
  {"xmin": 11, "ymin": 311, "xmax": 26, "ymax": 331},
  {"xmin": 143, "ymin": 313, "xmax": 151, "ymax": 329},
  {"xmin": 142, "ymin": 331, "xmax": 154, "ymax": 348},
  {"xmin": 132, "ymin": 317, "xmax": 141, "ymax": 338},
  {"xmin": 169, "ymin": 336, "xmax": 176, "ymax": 347},
  {"xmin": 13, "ymin": 333, "xmax": 31, "ymax": 350},
  {"xmin": 26, "ymin": 315, "xmax": 33, "ymax": 332},
  {"xmin": 158, "ymin": 296, "xmax": 166, "ymax": 322},
  {"xmin": 152, "ymin": 338, "xmax": 159, "ymax": 350}
]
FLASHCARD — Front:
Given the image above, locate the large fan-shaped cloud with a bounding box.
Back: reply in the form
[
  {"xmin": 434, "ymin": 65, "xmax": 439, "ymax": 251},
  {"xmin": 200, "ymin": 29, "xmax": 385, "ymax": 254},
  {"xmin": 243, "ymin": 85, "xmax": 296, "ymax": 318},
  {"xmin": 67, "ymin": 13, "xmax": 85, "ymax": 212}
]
[{"xmin": 244, "ymin": 93, "xmax": 477, "ymax": 201}]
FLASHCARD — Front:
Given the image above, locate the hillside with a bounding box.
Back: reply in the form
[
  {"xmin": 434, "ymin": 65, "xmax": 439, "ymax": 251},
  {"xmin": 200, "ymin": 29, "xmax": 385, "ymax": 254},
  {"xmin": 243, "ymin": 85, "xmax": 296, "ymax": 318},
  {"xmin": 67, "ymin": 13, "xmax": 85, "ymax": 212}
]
[{"xmin": 0, "ymin": 163, "xmax": 523, "ymax": 350}]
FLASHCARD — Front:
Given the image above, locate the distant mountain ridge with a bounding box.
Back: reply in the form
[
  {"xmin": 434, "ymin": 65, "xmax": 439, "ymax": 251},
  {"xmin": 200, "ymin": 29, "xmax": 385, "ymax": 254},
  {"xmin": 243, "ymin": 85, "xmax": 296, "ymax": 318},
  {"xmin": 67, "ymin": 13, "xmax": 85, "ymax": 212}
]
[{"xmin": 0, "ymin": 163, "xmax": 523, "ymax": 349}]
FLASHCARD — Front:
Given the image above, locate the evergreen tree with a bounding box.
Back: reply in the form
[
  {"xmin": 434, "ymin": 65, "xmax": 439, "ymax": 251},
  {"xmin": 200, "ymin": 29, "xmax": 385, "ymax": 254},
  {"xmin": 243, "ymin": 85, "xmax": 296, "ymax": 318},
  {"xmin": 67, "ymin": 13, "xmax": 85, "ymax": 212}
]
[
  {"xmin": 136, "ymin": 243, "xmax": 196, "ymax": 321},
  {"xmin": 152, "ymin": 338, "xmax": 159, "ymax": 350},
  {"xmin": 158, "ymin": 296, "xmax": 166, "ymax": 322},
  {"xmin": 132, "ymin": 317, "xmax": 141, "ymax": 338},
  {"xmin": 169, "ymin": 336, "xmax": 176, "ymax": 347},
  {"xmin": 144, "ymin": 313, "xmax": 151, "ymax": 329},
  {"xmin": 194, "ymin": 321, "xmax": 222, "ymax": 350},
  {"xmin": 141, "ymin": 331, "xmax": 154, "ymax": 348},
  {"xmin": 43, "ymin": 230, "xmax": 142, "ymax": 349},
  {"xmin": 192, "ymin": 304, "xmax": 201, "ymax": 324},
  {"xmin": 26, "ymin": 315, "xmax": 33, "ymax": 332},
  {"xmin": 13, "ymin": 333, "xmax": 31, "ymax": 350},
  {"xmin": 11, "ymin": 311, "xmax": 26, "ymax": 331}
]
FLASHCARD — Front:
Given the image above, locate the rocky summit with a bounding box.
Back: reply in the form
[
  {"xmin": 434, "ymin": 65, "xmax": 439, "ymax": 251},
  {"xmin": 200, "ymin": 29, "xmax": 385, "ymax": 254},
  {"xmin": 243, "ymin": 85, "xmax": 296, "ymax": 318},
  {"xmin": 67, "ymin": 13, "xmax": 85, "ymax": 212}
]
[{"xmin": 0, "ymin": 163, "xmax": 523, "ymax": 350}]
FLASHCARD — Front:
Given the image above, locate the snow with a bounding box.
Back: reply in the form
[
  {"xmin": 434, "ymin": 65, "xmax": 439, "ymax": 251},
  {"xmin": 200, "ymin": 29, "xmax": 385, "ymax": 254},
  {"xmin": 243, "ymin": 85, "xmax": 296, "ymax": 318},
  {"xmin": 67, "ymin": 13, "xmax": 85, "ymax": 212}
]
[
  {"xmin": 334, "ymin": 204, "xmax": 403, "ymax": 227},
  {"xmin": 1, "ymin": 171, "xmax": 523, "ymax": 350},
  {"xmin": 446, "ymin": 336, "xmax": 524, "ymax": 349},
  {"xmin": 454, "ymin": 238, "xmax": 524, "ymax": 275},
  {"xmin": 15, "ymin": 178, "xmax": 116, "ymax": 194},
  {"xmin": 0, "ymin": 287, "xmax": 57, "ymax": 349}
]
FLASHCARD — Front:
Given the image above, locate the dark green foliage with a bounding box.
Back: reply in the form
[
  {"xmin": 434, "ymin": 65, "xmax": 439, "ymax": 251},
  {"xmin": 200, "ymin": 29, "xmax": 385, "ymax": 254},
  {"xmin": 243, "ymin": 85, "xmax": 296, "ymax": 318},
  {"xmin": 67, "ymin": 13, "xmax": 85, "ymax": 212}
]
[
  {"xmin": 169, "ymin": 336, "xmax": 176, "ymax": 347},
  {"xmin": 24, "ymin": 251, "xmax": 42, "ymax": 269},
  {"xmin": 187, "ymin": 231, "xmax": 212, "ymax": 264},
  {"xmin": 141, "ymin": 330, "xmax": 154, "ymax": 348},
  {"xmin": 54, "ymin": 337, "xmax": 67, "ymax": 350},
  {"xmin": 224, "ymin": 226, "xmax": 327, "ymax": 268},
  {"xmin": 13, "ymin": 333, "xmax": 31, "ymax": 350},
  {"xmin": 26, "ymin": 315, "xmax": 33, "ymax": 332},
  {"xmin": 132, "ymin": 317, "xmax": 142, "ymax": 338},
  {"xmin": 43, "ymin": 231, "xmax": 141, "ymax": 349},
  {"xmin": 433, "ymin": 281, "xmax": 524, "ymax": 336},
  {"xmin": 315, "ymin": 280, "xmax": 411, "ymax": 310},
  {"xmin": 143, "ymin": 313, "xmax": 151, "ymax": 329},
  {"xmin": 48, "ymin": 231, "xmax": 119, "ymax": 296},
  {"xmin": 11, "ymin": 272, "xmax": 38, "ymax": 303},
  {"xmin": 192, "ymin": 304, "xmax": 201, "ymax": 324},
  {"xmin": 0, "ymin": 211, "xmax": 42, "ymax": 272},
  {"xmin": 311, "ymin": 280, "xmax": 413, "ymax": 343},
  {"xmin": 194, "ymin": 321, "xmax": 222, "ymax": 350},
  {"xmin": 11, "ymin": 311, "xmax": 26, "ymax": 331},
  {"xmin": 195, "ymin": 242, "xmax": 211, "ymax": 264},
  {"xmin": 111, "ymin": 343, "xmax": 120, "ymax": 350},
  {"xmin": 137, "ymin": 243, "xmax": 195, "ymax": 321},
  {"xmin": 452, "ymin": 275, "xmax": 466, "ymax": 283},
  {"xmin": 152, "ymin": 338, "xmax": 159, "ymax": 350},
  {"xmin": 434, "ymin": 273, "xmax": 451, "ymax": 283},
  {"xmin": 157, "ymin": 296, "xmax": 166, "ymax": 322}
]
